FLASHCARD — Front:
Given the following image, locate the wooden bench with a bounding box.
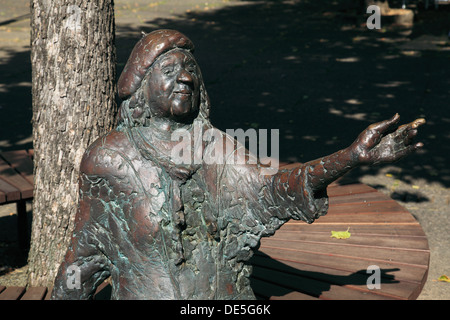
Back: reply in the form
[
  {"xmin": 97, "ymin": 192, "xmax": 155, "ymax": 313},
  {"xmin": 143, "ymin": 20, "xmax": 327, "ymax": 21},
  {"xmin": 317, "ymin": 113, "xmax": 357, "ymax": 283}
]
[
  {"xmin": 0, "ymin": 281, "xmax": 111, "ymax": 300},
  {"xmin": 251, "ymin": 181, "xmax": 430, "ymax": 300},
  {"xmin": 0, "ymin": 149, "xmax": 34, "ymax": 249},
  {"xmin": 0, "ymin": 286, "xmax": 49, "ymax": 300},
  {"xmin": 0, "ymin": 160, "xmax": 429, "ymax": 300}
]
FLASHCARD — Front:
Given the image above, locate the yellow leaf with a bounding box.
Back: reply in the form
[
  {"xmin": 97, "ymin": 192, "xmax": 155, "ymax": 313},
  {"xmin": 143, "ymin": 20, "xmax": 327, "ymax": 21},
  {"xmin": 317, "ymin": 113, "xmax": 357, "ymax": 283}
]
[
  {"xmin": 331, "ymin": 227, "xmax": 351, "ymax": 239},
  {"xmin": 385, "ymin": 173, "xmax": 393, "ymax": 177},
  {"xmin": 412, "ymin": 185, "xmax": 420, "ymax": 189},
  {"xmin": 437, "ymin": 275, "xmax": 450, "ymax": 283}
]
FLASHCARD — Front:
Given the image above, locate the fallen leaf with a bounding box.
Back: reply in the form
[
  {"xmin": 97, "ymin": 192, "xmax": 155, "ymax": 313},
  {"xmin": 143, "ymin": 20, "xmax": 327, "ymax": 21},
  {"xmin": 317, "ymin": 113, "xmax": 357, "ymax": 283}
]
[
  {"xmin": 437, "ymin": 275, "xmax": 450, "ymax": 283},
  {"xmin": 331, "ymin": 227, "xmax": 351, "ymax": 239}
]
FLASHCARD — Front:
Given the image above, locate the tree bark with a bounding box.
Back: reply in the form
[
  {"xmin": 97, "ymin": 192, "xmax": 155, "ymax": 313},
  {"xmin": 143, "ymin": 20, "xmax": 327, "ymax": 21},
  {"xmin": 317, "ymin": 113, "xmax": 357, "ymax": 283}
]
[{"xmin": 28, "ymin": 0, "xmax": 117, "ymax": 287}]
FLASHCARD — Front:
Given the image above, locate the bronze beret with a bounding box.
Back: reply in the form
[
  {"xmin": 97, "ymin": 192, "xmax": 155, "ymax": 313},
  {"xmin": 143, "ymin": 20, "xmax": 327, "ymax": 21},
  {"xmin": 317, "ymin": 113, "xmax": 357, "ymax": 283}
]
[{"xmin": 117, "ymin": 29, "xmax": 195, "ymax": 99}]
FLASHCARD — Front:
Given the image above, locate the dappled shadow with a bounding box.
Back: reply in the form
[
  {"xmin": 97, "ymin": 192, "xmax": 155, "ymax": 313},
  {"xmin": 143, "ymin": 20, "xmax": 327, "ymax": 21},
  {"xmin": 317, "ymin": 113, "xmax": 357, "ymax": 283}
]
[
  {"xmin": 0, "ymin": 47, "xmax": 32, "ymax": 152},
  {"xmin": 114, "ymin": 0, "xmax": 449, "ymax": 187},
  {"xmin": 0, "ymin": 0, "xmax": 449, "ymax": 190},
  {"xmin": 391, "ymin": 190, "xmax": 430, "ymax": 202},
  {"xmin": 0, "ymin": 204, "xmax": 31, "ymax": 274},
  {"xmin": 0, "ymin": 13, "xmax": 30, "ymax": 27},
  {"xmin": 409, "ymin": 2, "xmax": 450, "ymax": 38}
]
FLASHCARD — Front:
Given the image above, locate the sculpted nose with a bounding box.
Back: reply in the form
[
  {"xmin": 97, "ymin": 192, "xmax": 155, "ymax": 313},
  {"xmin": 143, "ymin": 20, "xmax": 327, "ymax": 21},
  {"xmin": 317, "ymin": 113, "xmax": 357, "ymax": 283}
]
[{"xmin": 177, "ymin": 69, "xmax": 193, "ymax": 84}]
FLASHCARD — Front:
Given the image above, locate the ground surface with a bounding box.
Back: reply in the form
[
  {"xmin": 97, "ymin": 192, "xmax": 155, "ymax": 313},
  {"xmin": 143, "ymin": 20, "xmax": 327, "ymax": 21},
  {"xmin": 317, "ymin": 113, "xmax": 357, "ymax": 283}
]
[{"xmin": 0, "ymin": 0, "xmax": 449, "ymax": 299}]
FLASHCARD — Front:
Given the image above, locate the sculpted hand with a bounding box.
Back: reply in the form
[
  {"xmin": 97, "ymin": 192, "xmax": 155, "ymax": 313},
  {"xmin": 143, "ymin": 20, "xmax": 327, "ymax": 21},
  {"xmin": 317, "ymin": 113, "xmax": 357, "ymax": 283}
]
[{"xmin": 350, "ymin": 114, "xmax": 425, "ymax": 166}]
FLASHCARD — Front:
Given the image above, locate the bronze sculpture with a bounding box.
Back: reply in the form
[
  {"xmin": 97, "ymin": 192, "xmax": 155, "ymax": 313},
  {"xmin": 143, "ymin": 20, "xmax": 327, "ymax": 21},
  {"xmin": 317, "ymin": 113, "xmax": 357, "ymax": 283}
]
[{"xmin": 51, "ymin": 29, "xmax": 425, "ymax": 300}]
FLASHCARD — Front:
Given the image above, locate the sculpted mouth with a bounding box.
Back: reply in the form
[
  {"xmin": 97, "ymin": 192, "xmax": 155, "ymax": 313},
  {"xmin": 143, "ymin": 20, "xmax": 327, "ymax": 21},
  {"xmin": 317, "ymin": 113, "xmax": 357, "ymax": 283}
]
[{"xmin": 174, "ymin": 90, "xmax": 192, "ymax": 96}]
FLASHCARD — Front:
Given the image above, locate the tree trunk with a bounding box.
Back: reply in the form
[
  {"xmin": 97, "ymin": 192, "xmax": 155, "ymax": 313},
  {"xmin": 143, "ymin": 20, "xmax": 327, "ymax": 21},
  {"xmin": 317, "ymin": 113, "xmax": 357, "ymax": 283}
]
[{"xmin": 28, "ymin": 0, "xmax": 117, "ymax": 287}]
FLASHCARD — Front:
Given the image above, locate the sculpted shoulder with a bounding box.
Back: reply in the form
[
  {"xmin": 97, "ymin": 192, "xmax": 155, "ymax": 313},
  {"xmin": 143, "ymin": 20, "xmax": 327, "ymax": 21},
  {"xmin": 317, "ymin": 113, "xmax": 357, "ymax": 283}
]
[{"xmin": 80, "ymin": 130, "xmax": 137, "ymax": 176}]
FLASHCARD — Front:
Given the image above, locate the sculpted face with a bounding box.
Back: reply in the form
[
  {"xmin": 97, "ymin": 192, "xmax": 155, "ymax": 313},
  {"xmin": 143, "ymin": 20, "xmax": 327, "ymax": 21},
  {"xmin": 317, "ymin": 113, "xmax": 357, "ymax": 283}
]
[{"xmin": 144, "ymin": 49, "xmax": 201, "ymax": 123}]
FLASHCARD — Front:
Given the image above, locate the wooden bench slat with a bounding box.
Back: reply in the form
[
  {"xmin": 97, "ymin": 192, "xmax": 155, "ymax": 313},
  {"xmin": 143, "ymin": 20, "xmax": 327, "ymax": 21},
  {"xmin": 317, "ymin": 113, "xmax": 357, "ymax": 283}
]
[
  {"xmin": 329, "ymin": 192, "xmax": 393, "ymax": 205},
  {"xmin": 261, "ymin": 237, "xmax": 430, "ymax": 266},
  {"xmin": 0, "ymin": 150, "xmax": 34, "ymax": 185},
  {"xmin": 0, "ymin": 287, "xmax": 26, "ymax": 300},
  {"xmin": 282, "ymin": 223, "xmax": 427, "ymax": 237},
  {"xmin": 94, "ymin": 280, "xmax": 112, "ymax": 300},
  {"xmin": 265, "ymin": 230, "xmax": 430, "ymax": 252},
  {"xmin": 327, "ymin": 183, "xmax": 378, "ymax": 196},
  {"xmin": 315, "ymin": 211, "xmax": 418, "ymax": 224},
  {"xmin": 265, "ymin": 229, "xmax": 430, "ymax": 251},
  {"xmin": 0, "ymin": 178, "xmax": 21, "ymax": 202},
  {"xmin": 20, "ymin": 287, "xmax": 48, "ymax": 300},
  {"xmin": 327, "ymin": 203, "xmax": 409, "ymax": 215},
  {"xmin": 258, "ymin": 245, "xmax": 428, "ymax": 284},
  {"xmin": 0, "ymin": 158, "xmax": 33, "ymax": 200},
  {"xmin": 45, "ymin": 287, "xmax": 53, "ymax": 300}
]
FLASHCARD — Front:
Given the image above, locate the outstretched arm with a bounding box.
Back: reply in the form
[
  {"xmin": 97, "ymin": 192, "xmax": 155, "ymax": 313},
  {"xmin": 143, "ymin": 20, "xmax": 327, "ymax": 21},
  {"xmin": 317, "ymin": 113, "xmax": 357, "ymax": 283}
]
[
  {"xmin": 267, "ymin": 114, "xmax": 424, "ymax": 224},
  {"xmin": 304, "ymin": 114, "xmax": 425, "ymax": 192}
]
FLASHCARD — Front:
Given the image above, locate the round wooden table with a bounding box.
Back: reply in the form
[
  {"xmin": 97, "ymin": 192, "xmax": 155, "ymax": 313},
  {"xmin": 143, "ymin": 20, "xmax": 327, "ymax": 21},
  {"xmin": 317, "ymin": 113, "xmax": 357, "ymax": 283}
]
[{"xmin": 251, "ymin": 181, "xmax": 430, "ymax": 300}]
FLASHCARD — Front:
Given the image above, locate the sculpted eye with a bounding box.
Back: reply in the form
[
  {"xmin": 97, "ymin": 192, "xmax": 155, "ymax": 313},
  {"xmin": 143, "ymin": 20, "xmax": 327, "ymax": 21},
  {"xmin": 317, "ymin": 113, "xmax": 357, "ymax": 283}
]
[
  {"xmin": 186, "ymin": 64, "xmax": 196, "ymax": 73},
  {"xmin": 162, "ymin": 66, "xmax": 174, "ymax": 75}
]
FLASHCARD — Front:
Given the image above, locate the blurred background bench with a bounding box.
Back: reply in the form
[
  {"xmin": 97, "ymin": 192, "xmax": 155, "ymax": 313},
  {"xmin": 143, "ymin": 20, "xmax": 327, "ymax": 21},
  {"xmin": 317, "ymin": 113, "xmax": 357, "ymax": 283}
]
[{"xmin": 0, "ymin": 149, "xmax": 34, "ymax": 250}]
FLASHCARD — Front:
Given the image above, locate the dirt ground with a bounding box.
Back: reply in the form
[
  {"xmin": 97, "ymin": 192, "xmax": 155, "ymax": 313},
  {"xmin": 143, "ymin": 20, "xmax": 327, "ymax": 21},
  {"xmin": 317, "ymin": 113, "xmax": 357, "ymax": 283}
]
[{"xmin": 0, "ymin": 0, "xmax": 449, "ymax": 299}]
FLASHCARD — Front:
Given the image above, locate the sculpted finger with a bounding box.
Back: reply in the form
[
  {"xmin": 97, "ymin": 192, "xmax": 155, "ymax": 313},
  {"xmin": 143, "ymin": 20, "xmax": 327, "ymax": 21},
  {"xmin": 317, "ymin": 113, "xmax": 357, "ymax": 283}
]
[
  {"xmin": 409, "ymin": 142, "xmax": 424, "ymax": 154},
  {"xmin": 412, "ymin": 118, "xmax": 426, "ymax": 128},
  {"xmin": 415, "ymin": 142, "xmax": 424, "ymax": 149},
  {"xmin": 393, "ymin": 126, "xmax": 415, "ymax": 144},
  {"xmin": 405, "ymin": 129, "xmax": 418, "ymax": 144},
  {"xmin": 398, "ymin": 118, "xmax": 426, "ymax": 131},
  {"xmin": 393, "ymin": 142, "xmax": 423, "ymax": 161},
  {"xmin": 369, "ymin": 113, "xmax": 400, "ymax": 134},
  {"xmin": 394, "ymin": 118, "xmax": 425, "ymax": 143}
]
